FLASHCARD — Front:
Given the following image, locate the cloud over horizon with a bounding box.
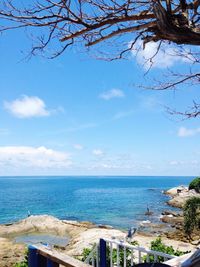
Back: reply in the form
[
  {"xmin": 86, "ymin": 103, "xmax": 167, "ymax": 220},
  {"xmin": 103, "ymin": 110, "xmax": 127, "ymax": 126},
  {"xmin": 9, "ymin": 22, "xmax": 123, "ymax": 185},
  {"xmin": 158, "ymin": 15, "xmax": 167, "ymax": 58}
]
[
  {"xmin": 4, "ymin": 95, "xmax": 51, "ymax": 118},
  {"xmin": 99, "ymin": 89, "xmax": 125, "ymax": 100},
  {"xmin": 0, "ymin": 146, "xmax": 72, "ymax": 170}
]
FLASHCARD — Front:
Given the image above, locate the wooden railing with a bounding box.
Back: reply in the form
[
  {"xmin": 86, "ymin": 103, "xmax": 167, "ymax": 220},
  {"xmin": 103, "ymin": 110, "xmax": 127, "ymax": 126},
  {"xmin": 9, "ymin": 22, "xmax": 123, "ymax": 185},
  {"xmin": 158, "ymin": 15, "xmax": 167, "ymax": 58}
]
[{"xmin": 28, "ymin": 244, "xmax": 90, "ymax": 267}]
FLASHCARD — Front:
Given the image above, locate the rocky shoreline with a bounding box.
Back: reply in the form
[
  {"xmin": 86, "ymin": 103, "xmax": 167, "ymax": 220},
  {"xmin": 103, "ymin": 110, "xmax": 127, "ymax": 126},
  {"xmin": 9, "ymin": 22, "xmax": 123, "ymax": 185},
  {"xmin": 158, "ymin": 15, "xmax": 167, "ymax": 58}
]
[
  {"xmin": 0, "ymin": 185, "xmax": 199, "ymax": 267},
  {"xmin": 159, "ymin": 185, "xmax": 200, "ymax": 245},
  {"xmin": 0, "ymin": 215, "xmax": 196, "ymax": 267}
]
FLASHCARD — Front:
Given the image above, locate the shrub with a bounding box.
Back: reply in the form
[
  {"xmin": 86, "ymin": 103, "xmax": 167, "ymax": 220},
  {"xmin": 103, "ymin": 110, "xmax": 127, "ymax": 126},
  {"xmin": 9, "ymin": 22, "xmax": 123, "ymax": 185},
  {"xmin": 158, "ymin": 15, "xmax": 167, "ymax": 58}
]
[
  {"xmin": 189, "ymin": 177, "xmax": 200, "ymax": 193},
  {"xmin": 183, "ymin": 196, "xmax": 200, "ymax": 236},
  {"xmin": 143, "ymin": 237, "xmax": 186, "ymax": 263},
  {"xmin": 14, "ymin": 262, "xmax": 28, "ymax": 267},
  {"xmin": 81, "ymin": 241, "xmax": 138, "ymax": 267},
  {"xmin": 81, "ymin": 238, "xmax": 187, "ymax": 265}
]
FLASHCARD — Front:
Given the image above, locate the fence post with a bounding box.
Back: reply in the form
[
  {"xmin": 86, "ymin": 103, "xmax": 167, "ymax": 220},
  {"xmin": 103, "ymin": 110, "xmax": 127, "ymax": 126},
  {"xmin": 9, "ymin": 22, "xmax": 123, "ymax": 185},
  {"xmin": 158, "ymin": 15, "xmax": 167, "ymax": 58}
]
[
  {"xmin": 28, "ymin": 245, "xmax": 38, "ymax": 267},
  {"xmin": 99, "ymin": 239, "xmax": 107, "ymax": 267}
]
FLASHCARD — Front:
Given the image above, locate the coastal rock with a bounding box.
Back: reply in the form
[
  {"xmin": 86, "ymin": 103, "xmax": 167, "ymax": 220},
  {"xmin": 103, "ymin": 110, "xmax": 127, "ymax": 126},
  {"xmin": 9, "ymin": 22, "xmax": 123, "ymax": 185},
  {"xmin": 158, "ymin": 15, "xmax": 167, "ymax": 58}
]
[
  {"xmin": 98, "ymin": 224, "xmax": 114, "ymax": 229},
  {"xmin": 162, "ymin": 210, "xmax": 182, "ymax": 217},
  {"xmin": 161, "ymin": 215, "xmax": 183, "ymax": 225},
  {"xmin": 0, "ymin": 215, "xmax": 96, "ymax": 239},
  {"xmin": 191, "ymin": 240, "xmax": 200, "ymax": 246},
  {"xmin": 165, "ymin": 186, "xmax": 188, "ymax": 196},
  {"xmin": 165, "ymin": 186, "xmax": 200, "ymax": 208},
  {"xmin": 66, "ymin": 228, "xmax": 126, "ymax": 256},
  {"xmin": 0, "ymin": 215, "xmax": 126, "ymax": 266},
  {"xmin": 166, "ymin": 228, "xmax": 200, "ymax": 245}
]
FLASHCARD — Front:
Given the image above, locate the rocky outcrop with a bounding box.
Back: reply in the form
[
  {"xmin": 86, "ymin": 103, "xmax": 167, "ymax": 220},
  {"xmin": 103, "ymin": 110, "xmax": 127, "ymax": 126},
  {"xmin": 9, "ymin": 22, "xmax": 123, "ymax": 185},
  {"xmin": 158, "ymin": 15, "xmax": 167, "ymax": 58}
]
[
  {"xmin": 162, "ymin": 187, "xmax": 200, "ymax": 244},
  {"xmin": 0, "ymin": 215, "xmax": 94, "ymax": 238},
  {"xmin": 161, "ymin": 215, "xmax": 183, "ymax": 225},
  {"xmin": 165, "ymin": 186, "xmax": 200, "ymax": 208},
  {"xmin": 0, "ymin": 215, "xmax": 125, "ymax": 267},
  {"xmin": 165, "ymin": 185, "xmax": 188, "ymax": 196},
  {"xmin": 162, "ymin": 210, "xmax": 183, "ymax": 217}
]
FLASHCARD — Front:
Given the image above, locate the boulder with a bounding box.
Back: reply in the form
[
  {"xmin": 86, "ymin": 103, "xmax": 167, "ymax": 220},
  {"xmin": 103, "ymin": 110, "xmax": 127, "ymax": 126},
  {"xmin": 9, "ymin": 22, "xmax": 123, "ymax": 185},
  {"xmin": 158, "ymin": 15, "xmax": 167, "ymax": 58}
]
[
  {"xmin": 165, "ymin": 186, "xmax": 188, "ymax": 196},
  {"xmin": 165, "ymin": 187, "xmax": 200, "ymax": 208},
  {"xmin": 162, "ymin": 210, "xmax": 182, "ymax": 217}
]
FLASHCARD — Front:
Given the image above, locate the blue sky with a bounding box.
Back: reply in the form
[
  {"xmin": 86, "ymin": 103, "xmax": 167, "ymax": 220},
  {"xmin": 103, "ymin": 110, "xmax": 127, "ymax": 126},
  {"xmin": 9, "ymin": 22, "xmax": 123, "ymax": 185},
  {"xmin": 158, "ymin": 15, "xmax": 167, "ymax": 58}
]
[{"xmin": 0, "ymin": 28, "xmax": 200, "ymax": 176}]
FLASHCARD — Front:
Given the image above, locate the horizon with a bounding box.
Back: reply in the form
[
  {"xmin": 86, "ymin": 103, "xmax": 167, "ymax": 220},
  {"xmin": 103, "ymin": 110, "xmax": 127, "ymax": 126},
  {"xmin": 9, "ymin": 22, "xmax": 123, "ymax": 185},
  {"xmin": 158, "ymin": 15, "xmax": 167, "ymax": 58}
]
[{"xmin": 0, "ymin": 175, "xmax": 195, "ymax": 178}]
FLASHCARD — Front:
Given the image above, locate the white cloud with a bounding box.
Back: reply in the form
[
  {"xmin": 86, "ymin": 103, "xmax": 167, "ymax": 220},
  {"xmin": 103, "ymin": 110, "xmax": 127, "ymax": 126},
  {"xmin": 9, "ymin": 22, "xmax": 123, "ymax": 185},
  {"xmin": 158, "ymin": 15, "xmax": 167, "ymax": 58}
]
[
  {"xmin": 113, "ymin": 109, "xmax": 134, "ymax": 120},
  {"xmin": 88, "ymin": 154, "xmax": 153, "ymax": 172},
  {"xmin": 169, "ymin": 160, "xmax": 182, "ymax": 166},
  {"xmin": 74, "ymin": 144, "xmax": 84, "ymax": 150},
  {"xmin": 177, "ymin": 127, "xmax": 200, "ymax": 137},
  {"xmin": 169, "ymin": 160, "xmax": 199, "ymax": 167},
  {"xmin": 131, "ymin": 41, "xmax": 189, "ymax": 69},
  {"xmin": 4, "ymin": 95, "xmax": 50, "ymax": 118},
  {"xmin": 0, "ymin": 146, "xmax": 72, "ymax": 169},
  {"xmin": 99, "ymin": 89, "xmax": 125, "ymax": 100},
  {"xmin": 92, "ymin": 149, "xmax": 104, "ymax": 156}
]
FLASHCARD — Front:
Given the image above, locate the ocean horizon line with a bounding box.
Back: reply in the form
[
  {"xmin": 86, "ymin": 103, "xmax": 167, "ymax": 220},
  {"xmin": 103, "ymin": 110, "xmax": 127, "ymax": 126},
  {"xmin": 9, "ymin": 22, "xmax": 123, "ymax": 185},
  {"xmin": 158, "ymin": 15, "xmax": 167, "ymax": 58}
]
[{"xmin": 0, "ymin": 174, "xmax": 195, "ymax": 179}]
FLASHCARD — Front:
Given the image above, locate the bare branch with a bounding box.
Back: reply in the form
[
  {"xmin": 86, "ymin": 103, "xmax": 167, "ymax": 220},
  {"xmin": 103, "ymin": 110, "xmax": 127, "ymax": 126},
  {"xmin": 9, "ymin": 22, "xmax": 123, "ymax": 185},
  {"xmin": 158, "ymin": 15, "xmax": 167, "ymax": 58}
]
[{"xmin": 0, "ymin": 0, "xmax": 200, "ymax": 117}]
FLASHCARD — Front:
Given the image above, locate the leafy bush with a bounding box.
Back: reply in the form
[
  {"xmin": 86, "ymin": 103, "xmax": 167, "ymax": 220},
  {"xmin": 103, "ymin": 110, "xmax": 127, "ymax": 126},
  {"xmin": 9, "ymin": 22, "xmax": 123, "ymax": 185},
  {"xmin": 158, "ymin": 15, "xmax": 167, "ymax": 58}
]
[
  {"xmin": 143, "ymin": 237, "xmax": 186, "ymax": 263},
  {"xmin": 81, "ymin": 246, "xmax": 96, "ymax": 262},
  {"xmin": 81, "ymin": 241, "xmax": 138, "ymax": 267},
  {"xmin": 14, "ymin": 262, "xmax": 28, "ymax": 267},
  {"xmin": 184, "ymin": 196, "xmax": 200, "ymax": 236},
  {"xmin": 189, "ymin": 177, "xmax": 200, "ymax": 193},
  {"xmin": 81, "ymin": 238, "xmax": 188, "ymax": 266}
]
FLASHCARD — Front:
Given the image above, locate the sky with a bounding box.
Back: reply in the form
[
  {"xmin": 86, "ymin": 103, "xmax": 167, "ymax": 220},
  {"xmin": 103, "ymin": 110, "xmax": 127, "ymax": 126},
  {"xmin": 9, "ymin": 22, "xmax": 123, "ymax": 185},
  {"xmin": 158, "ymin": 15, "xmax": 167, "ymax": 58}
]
[{"xmin": 0, "ymin": 27, "xmax": 200, "ymax": 176}]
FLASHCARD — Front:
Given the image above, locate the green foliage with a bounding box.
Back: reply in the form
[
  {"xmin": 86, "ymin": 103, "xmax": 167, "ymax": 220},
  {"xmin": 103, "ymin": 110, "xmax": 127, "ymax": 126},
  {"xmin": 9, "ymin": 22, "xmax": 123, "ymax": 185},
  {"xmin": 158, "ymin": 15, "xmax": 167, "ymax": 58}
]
[
  {"xmin": 81, "ymin": 238, "xmax": 187, "ymax": 266},
  {"xmin": 189, "ymin": 177, "xmax": 200, "ymax": 193},
  {"xmin": 81, "ymin": 239, "xmax": 188, "ymax": 265},
  {"xmin": 14, "ymin": 262, "xmax": 28, "ymax": 267},
  {"xmin": 81, "ymin": 240, "xmax": 139, "ymax": 267},
  {"xmin": 143, "ymin": 237, "xmax": 186, "ymax": 263},
  {"xmin": 81, "ymin": 246, "xmax": 95, "ymax": 262},
  {"xmin": 14, "ymin": 249, "xmax": 28, "ymax": 267},
  {"xmin": 183, "ymin": 196, "xmax": 200, "ymax": 236}
]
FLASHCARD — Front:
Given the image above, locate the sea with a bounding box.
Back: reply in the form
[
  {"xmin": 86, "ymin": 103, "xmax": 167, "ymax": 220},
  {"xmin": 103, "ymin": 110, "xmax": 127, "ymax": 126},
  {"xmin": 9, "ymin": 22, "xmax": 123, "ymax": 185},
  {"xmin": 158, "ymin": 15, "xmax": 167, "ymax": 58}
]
[{"xmin": 0, "ymin": 176, "xmax": 194, "ymax": 229}]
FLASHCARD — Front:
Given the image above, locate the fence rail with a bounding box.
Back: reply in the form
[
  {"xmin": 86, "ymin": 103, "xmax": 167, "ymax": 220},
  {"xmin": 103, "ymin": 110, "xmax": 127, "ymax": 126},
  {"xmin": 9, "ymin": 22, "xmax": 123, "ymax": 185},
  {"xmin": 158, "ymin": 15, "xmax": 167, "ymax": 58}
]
[
  {"xmin": 85, "ymin": 238, "xmax": 176, "ymax": 267},
  {"xmin": 27, "ymin": 238, "xmax": 178, "ymax": 267}
]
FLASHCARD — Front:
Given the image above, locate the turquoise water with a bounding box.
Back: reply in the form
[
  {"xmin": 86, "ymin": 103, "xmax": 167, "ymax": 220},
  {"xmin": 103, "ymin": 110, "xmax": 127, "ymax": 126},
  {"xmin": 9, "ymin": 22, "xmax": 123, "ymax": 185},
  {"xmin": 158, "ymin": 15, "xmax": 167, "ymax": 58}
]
[
  {"xmin": 15, "ymin": 233, "xmax": 69, "ymax": 246},
  {"xmin": 0, "ymin": 176, "xmax": 193, "ymax": 229}
]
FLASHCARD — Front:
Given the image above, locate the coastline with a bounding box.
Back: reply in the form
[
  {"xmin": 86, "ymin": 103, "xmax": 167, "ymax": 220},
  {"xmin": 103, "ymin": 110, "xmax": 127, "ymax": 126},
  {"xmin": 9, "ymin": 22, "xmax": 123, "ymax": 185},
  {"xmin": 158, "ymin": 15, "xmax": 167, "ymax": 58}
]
[
  {"xmin": 0, "ymin": 214, "xmax": 196, "ymax": 267},
  {"xmin": 0, "ymin": 183, "xmax": 200, "ymax": 267},
  {"xmin": 160, "ymin": 185, "xmax": 200, "ymax": 244}
]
